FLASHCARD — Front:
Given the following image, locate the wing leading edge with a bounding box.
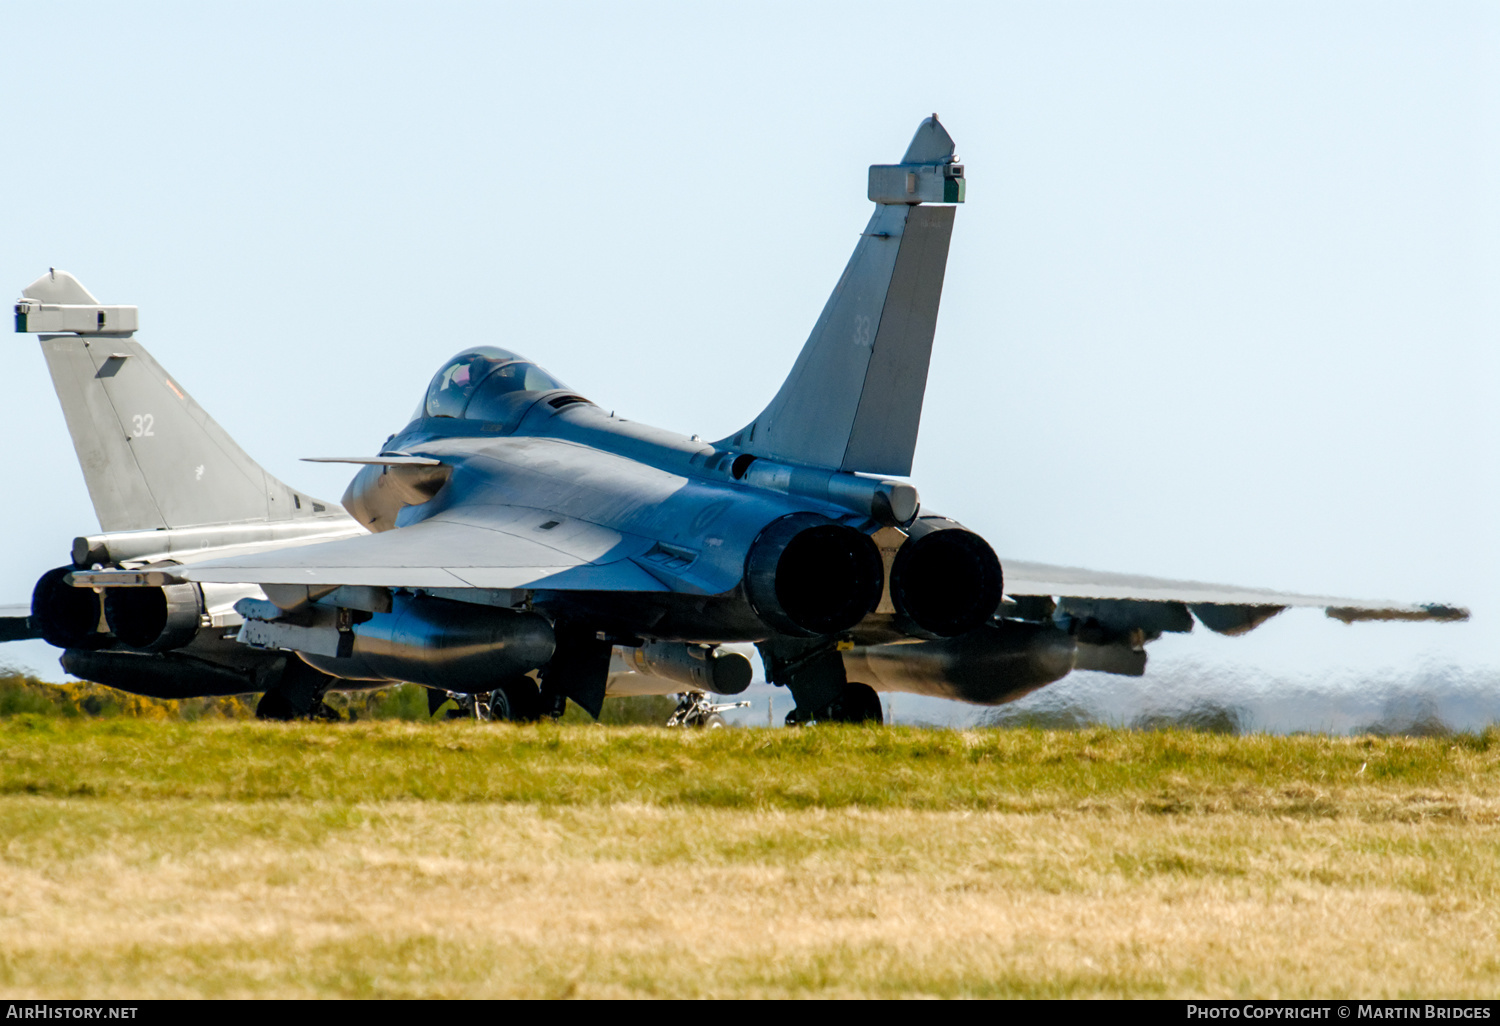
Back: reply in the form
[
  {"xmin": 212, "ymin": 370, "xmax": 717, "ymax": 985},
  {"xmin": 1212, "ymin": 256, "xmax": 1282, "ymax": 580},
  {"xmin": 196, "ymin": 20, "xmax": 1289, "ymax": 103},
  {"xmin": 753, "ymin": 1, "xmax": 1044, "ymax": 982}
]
[{"xmin": 1003, "ymin": 559, "xmax": 1468, "ymax": 626}]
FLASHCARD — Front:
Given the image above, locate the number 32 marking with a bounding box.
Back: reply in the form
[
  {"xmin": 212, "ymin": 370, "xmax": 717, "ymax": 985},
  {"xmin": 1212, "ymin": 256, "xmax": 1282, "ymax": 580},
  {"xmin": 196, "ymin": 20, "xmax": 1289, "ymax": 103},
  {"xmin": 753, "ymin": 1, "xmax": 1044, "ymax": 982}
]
[{"xmin": 131, "ymin": 414, "xmax": 154, "ymax": 437}]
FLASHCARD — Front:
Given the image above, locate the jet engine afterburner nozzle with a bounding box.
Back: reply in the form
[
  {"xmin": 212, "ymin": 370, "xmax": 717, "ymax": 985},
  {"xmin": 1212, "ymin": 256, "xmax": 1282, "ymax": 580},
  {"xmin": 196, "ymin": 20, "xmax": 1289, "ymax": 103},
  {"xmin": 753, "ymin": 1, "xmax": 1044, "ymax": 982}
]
[
  {"xmin": 31, "ymin": 566, "xmax": 110, "ymax": 650},
  {"xmin": 744, "ymin": 513, "xmax": 884, "ymax": 638},
  {"xmin": 102, "ymin": 581, "xmax": 264, "ymax": 653},
  {"xmin": 104, "ymin": 582, "xmax": 202, "ymax": 652},
  {"xmin": 888, "ymin": 517, "xmax": 1004, "ymax": 638}
]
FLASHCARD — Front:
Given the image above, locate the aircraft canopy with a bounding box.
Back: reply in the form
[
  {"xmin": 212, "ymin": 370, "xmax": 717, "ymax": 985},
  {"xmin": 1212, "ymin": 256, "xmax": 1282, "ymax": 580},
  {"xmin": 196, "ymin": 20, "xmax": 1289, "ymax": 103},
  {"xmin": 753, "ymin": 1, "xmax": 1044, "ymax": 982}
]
[{"xmin": 423, "ymin": 346, "xmax": 569, "ymax": 421}]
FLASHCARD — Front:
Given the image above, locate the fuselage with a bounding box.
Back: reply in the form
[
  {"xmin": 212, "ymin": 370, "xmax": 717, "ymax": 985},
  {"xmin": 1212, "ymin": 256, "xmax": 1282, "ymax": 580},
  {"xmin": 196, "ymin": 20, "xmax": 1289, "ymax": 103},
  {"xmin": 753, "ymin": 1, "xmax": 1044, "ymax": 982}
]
[
  {"xmin": 363, "ymin": 388, "xmax": 872, "ymax": 642},
  {"xmin": 340, "ymin": 347, "xmax": 998, "ymax": 648}
]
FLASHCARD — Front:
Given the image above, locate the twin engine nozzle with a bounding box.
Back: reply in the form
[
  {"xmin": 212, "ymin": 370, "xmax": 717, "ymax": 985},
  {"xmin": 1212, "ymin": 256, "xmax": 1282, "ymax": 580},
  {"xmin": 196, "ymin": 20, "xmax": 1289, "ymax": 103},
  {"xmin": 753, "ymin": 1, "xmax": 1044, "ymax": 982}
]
[
  {"xmin": 31, "ymin": 566, "xmax": 255, "ymax": 653},
  {"xmin": 744, "ymin": 513, "xmax": 1003, "ymax": 639}
]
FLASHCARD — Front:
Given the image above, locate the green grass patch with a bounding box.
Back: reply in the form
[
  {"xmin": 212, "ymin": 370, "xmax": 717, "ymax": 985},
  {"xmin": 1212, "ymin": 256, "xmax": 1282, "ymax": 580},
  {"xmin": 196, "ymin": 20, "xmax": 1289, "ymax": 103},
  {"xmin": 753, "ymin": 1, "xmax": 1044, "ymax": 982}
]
[{"xmin": 0, "ymin": 718, "xmax": 1495, "ymax": 816}]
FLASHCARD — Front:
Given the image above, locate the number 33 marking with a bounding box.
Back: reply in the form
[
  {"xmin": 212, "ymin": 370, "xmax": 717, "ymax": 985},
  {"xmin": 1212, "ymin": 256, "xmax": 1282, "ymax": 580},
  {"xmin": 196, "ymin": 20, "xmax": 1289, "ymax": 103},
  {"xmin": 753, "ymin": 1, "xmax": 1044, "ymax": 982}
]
[{"xmin": 131, "ymin": 414, "xmax": 154, "ymax": 437}]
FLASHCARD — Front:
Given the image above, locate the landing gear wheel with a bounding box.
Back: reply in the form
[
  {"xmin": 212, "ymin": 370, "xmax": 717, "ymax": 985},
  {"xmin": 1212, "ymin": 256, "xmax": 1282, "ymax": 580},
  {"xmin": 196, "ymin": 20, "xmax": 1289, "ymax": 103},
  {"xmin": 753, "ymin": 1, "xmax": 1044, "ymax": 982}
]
[
  {"xmin": 701, "ymin": 712, "xmax": 727, "ymax": 729},
  {"xmin": 488, "ymin": 676, "xmax": 542, "ymax": 722},
  {"xmin": 255, "ymin": 690, "xmax": 297, "ymax": 721},
  {"xmin": 824, "ymin": 681, "xmax": 883, "ymax": 724},
  {"xmin": 256, "ymin": 690, "xmax": 343, "ymax": 721},
  {"xmin": 787, "ymin": 682, "xmax": 883, "ymax": 726}
]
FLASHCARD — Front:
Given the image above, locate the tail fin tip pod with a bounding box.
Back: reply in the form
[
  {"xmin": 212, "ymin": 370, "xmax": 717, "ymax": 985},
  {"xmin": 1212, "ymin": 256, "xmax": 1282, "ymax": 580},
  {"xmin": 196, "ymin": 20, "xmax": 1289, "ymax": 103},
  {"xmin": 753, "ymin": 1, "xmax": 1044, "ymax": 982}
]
[
  {"xmin": 16, "ymin": 268, "xmax": 136, "ymax": 334},
  {"xmin": 15, "ymin": 271, "xmax": 345, "ymax": 533},
  {"xmin": 720, "ymin": 115, "xmax": 965, "ymax": 477}
]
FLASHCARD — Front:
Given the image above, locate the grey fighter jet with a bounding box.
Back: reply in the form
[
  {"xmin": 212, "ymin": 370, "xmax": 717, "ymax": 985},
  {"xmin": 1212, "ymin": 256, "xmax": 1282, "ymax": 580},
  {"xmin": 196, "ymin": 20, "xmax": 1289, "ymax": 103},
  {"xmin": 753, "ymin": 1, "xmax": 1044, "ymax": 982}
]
[{"xmin": 8, "ymin": 116, "xmax": 1467, "ymax": 724}]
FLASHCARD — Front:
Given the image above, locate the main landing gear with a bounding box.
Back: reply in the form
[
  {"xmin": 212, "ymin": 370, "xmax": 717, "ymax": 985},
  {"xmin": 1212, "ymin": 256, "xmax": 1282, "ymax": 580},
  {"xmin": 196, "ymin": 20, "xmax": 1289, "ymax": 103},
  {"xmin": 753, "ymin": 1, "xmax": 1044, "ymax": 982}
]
[
  {"xmin": 784, "ymin": 681, "xmax": 883, "ymax": 726},
  {"xmin": 255, "ymin": 658, "xmax": 347, "ymax": 721},
  {"xmin": 429, "ymin": 675, "xmax": 544, "ymax": 722},
  {"xmin": 255, "ymin": 691, "xmax": 342, "ymax": 722},
  {"xmin": 757, "ymin": 639, "xmax": 884, "ymax": 727}
]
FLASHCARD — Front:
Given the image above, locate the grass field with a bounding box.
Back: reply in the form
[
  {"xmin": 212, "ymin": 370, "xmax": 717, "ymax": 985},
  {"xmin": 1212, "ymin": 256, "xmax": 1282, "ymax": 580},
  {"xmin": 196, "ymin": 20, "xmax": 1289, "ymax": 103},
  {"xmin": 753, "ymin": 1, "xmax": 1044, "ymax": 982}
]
[{"xmin": 2, "ymin": 713, "xmax": 1498, "ymax": 998}]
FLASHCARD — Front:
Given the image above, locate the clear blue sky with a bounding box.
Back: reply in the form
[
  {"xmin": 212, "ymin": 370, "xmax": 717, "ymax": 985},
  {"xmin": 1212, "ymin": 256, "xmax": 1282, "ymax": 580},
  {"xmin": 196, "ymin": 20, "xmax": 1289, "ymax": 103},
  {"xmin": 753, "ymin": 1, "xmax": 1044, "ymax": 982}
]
[{"xmin": 2, "ymin": 1, "xmax": 1495, "ymax": 711}]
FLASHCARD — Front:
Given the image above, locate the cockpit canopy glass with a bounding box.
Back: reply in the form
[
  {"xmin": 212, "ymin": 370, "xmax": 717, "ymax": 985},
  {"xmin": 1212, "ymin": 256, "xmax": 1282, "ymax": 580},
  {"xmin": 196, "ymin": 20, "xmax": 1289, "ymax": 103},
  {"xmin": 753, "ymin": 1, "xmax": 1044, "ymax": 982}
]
[{"xmin": 423, "ymin": 346, "xmax": 569, "ymax": 421}]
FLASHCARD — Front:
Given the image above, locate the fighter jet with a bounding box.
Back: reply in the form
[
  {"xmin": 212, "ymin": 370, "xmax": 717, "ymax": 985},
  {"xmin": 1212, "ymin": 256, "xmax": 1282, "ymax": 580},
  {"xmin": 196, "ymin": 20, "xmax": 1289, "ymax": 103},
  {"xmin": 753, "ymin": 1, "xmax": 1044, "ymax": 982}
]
[{"xmin": 6, "ymin": 116, "xmax": 1467, "ymax": 724}]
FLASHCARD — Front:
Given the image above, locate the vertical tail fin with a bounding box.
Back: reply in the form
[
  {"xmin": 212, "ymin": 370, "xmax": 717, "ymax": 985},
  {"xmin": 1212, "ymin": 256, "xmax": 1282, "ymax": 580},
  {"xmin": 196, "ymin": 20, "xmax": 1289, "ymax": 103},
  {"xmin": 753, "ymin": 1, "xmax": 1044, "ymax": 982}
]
[
  {"xmin": 16, "ymin": 270, "xmax": 340, "ymax": 533},
  {"xmin": 720, "ymin": 116, "xmax": 965, "ymax": 477}
]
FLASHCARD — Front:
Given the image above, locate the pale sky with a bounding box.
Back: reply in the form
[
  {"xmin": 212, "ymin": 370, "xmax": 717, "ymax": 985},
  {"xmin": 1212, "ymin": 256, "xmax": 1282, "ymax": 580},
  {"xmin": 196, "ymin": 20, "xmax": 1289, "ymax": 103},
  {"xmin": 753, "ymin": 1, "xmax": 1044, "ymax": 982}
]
[{"xmin": 2, "ymin": 2, "xmax": 1496, "ymax": 717}]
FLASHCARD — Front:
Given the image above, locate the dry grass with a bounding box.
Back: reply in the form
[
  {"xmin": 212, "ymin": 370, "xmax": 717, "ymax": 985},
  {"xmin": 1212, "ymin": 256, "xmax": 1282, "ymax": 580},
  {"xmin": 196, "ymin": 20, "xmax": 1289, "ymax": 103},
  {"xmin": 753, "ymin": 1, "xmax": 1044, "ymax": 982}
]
[{"xmin": 1, "ymin": 720, "xmax": 1497, "ymax": 998}]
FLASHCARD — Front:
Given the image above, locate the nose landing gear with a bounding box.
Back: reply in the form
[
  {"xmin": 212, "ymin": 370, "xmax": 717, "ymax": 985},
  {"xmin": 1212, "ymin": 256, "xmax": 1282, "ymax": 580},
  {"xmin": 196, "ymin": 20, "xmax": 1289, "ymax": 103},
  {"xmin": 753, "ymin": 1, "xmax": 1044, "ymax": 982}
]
[{"xmin": 666, "ymin": 692, "xmax": 751, "ymax": 728}]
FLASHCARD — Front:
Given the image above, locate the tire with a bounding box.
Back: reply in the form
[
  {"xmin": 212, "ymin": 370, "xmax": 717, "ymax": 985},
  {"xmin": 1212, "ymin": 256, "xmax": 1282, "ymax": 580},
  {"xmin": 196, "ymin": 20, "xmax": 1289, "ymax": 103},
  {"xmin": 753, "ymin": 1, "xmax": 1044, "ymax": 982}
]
[
  {"xmin": 823, "ymin": 682, "xmax": 883, "ymax": 725},
  {"xmin": 255, "ymin": 690, "xmax": 297, "ymax": 721},
  {"xmin": 783, "ymin": 683, "xmax": 883, "ymax": 726},
  {"xmin": 489, "ymin": 675, "xmax": 542, "ymax": 722},
  {"xmin": 700, "ymin": 712, "xmax": 727, "ymax": 729}
]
